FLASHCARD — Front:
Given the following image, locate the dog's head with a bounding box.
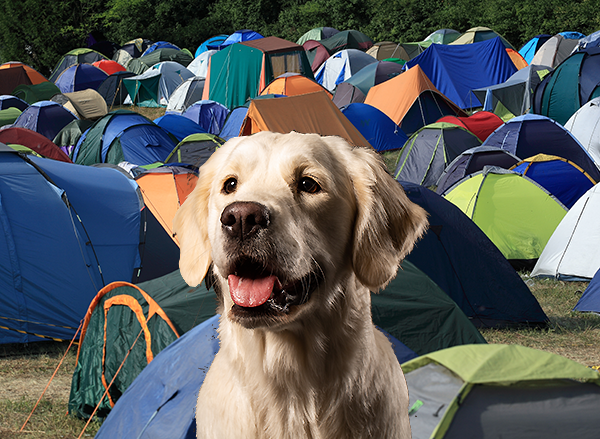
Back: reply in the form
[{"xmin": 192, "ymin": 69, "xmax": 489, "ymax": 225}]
[{"xmin": 173, "ymin": 131, "xmax": 427, "ymax": 329}]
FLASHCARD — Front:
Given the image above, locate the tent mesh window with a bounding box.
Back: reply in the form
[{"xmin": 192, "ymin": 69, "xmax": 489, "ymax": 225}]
[{"xmin": 269, "ymin": 53, "xmax": 303, "ymax": 78}]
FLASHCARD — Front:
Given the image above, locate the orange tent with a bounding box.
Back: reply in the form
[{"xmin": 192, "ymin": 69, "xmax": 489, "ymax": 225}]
[
  {"xmin": 260, "ymin": 73, "xmax": 332, "ymax": 98},
  {"xmin": 240, "ymin": 91, "xmax": 371, "ymax": 148},
  {"xmin": 506, "ymin": 48, "xmax": 528, "ymax": 70},
  {"xmin": 0, "ymin": 61, "xmax": 48, "ymax": 84},
  {"xmin": 92, "ymin": 59, "xmax": 127, "ymax": 75},
  {"xmin": 364, "ymin": 65, "xmax": 465, "ymax": 134}
]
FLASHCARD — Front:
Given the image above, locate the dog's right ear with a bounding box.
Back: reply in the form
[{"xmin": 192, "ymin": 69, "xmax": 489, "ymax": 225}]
[{"xmin": 173, "ymin": 166, "xmax": 214, "ymax": 287}]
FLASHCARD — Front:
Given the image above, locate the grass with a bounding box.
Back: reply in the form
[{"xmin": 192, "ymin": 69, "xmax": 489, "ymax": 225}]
[{"xmin": 0, "ymin": 276, "xmax": 598, "ymax": 437}]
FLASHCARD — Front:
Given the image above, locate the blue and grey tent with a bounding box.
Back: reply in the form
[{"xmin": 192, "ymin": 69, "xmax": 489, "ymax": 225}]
[
  {"xmin": 406, "ymin": 37, "xmax": 517, "ymax": 109},
  {"xmin": 154, "ymin": 114, "xmax": 207, "ymax": 142},
  {"xmin": 518, "ymin": 34, "xmax": 551, "ymax": 64},
  {"xmin": 196, "ymin": 35, "xmax": 229, "ymax": 55},
  {"xmin": 54, "ymin": 64, "xmax": 108, "ymax": 94},
  {"xmin": 13, "ymin": 101, "xmax": 77, "ymax": 141},
  {"xmin": 482, "ymin": 113, "xmax": 600, "ymax": 182},
  {"xmin": 574, "ymin": 269, "xmax": 600, "ymax": 313},
  {"xmin": 400, "ymin": 181, "xmax": 548, "ymax": 328},
  {"xmin": 0, "ymin": 145, "xmax": 141, "ymax": 344},
  {"xmin": 219, "ymin": 106, "xmax": 248, "ymax": 140},
  {"xmin": 340, "ymin": 103, "xmax": 407, "ymax": 152},
  {"xmin": 0, "ymin": 95, "xmax": 29, "ymax": 111},
  {"xmin": 182, "ymin": 100, "xmax": 229, "ymax": 135}
]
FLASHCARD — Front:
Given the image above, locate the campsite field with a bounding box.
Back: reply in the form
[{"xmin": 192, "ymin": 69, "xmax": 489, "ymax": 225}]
[{"xmin": 0, "ymin": 275, "xmax": 598, "ymax": 438}]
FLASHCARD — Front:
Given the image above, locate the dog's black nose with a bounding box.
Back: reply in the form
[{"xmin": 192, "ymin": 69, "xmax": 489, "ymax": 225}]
[{"xmin": 221, "ymin": 202, "xmax": 270, "ymax": 240}]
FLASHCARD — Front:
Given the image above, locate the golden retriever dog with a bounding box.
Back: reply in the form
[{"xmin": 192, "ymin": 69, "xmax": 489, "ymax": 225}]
[{"xmin": 173, "ymin": 131, "xmax": 427, "ymax": 439}]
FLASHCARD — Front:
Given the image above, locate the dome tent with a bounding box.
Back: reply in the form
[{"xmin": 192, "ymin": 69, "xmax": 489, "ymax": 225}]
[
  {"xmin": 443, "ymin": 166, "xmax": 568, "ymax": 266},
  {"xmin": 531, "ymin": 183, "xmax": 600, "ymax": 281},
  {"xmin": 12, "ymin": 101, "xmax": 77, "ymax": 141},
  {"xmin": 564, "ymin": 96, "xmax": 600, "ymax": 166},
  {"xmin": 574, "ymin": 268, "xmax": 600, "ymax": 313}
]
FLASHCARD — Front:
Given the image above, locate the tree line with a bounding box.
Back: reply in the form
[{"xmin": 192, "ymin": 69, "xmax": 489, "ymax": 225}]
[{"xmin": 1, "ymin": 0, "xmax": 599, "ymax": 76}]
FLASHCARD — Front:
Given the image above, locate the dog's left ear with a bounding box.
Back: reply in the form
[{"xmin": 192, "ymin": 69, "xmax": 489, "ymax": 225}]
[{"xmin": 348, "ymin": 146, "xmax": 428, "ymax": 291}]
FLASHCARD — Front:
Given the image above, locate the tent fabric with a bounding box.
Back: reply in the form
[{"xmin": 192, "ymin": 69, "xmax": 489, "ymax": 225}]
[
  {"xmin": 533, "ymin": 47, "xmax": 600, "ymax": 125},
  {"xmin": 0, "ymin": 62, "xmax": 48, "ymax": 86},
  {"xmin": 12, "ymin": 82, "xmax": 61, "ymax": 105},
  {"xmin": 443, "ymin": 166, "xmax": 568, "ymax": 264},
  {"xmin": 0, "ymin": 146, "xmax": 141, "ymax": 344},
  {"xmin": 400, "ymin": 181, "xmax": 547, "ymax": 327},
  {"xmin": 164, "ymin": 133, "xmax": 223, "ymax": 167},
  {"xmin": 317, "ymin": 29, "xmax": 373, "ymax": 54},
  {"xmin": 260, "ymin": 73, "xmax": 332, "ymax": 97},
  {"xmin": 0, "ymin": 95, "xmax": 29, "ymax": 111},
  {"xmin": 186, "ymin": 51, "xmax": 216, "ymax": 79},
  {"xmin": 519, "ymin": 34, "xmax": 552, "ymax": 64},
  {"xmin": 394, "ymin": 122, "xmax": 481, "ymax": 186},
  {"xmin": 92, "ymin": 60, "xmax": 126, "ymax": 75},
  {"xmin": 314, "ymin": 49, "xmax": 377, "ymax": 92},
  {"xmin": 215, "ymin": 29, "xmax": 263, "ymax": 50},
  {"xmin": 69, "ymin": 270, "xmax": 218, "ymax": 419},
  {"xmin": 154, "ymin": 114, "xmax": 207, "ymax": 142},
  {"xmin": 0, "ymin": 127, "xmax": 72, "ymax": 162},
  {"xmin": 303, "ymin": 40, "xmax": 331, "ymax": 73},
  {"xmin": 124, "ymin": 62, "xmax": 195, "ymax": 107},
  {"xmin": 531, "ymin": 184, "xmax": 600, "ymax": 280},
  {"xmin": 13, "ymin": 101, "xmax": 77, "ymax": 141},
  {"xmin": 435, "ymin": 145, "xmax": 520, "ymax": 195},
  {"xmin": 52, "ymin": 119, "xmax": 93, "ymax": 156},
  {"xmin": 0, "ymin": 65, "xmax": 33, "ymax": 95},
  {"xmin": 295, "ymin": 27, "xmax": 339, "ymax": 46},
  {"xmin": 403, "ymin": 344, "xmax": 600, "ymax": 439},
  {"xmin": 218, "ymin": 106, "xmax": 248, "ymax": 140},
  {"xmin": 423, "ymin": 29, "xmax": 461, "ymax": 45},
  {"xmin": 240, "ymin": 91, "xmax": 372, "ymax": 148},
  {"xmin": 126, "ymin": 49, "xmax": 193, "ymax": 75},
  {"xmin": 181, "ymin": 100, "xmax": 229, "ymax": 135},
  {"xmin": 195, "ymin": 35, "xmax": 228, "ymax": 56},
  {"xmin": 449, "ymin": 26, "xmax": 515, "ymax": 50},
  {"xmin": 506, "ymin": 48, "xmax": 528, "ymax": 70},
  {"xmin": 204, "ymin": 36, "xmax": 314, "ymax": 109},
  {"xmin": 364, "ymin": 65, "xmax": 465, "ymax": 134},
  {"xmin": 141, "ymin": 41, "xmax": 180, "ymax": 57},
  {"xmin": 367, "ymin": 42, "xmax": 412, "ymax": 61},
  {"xmin": 72, "ymin": 110, "xmax": 177, "ymax": 166},
  {"xmin": 332, "ymin": 82, "xmax": 366, "ymax": 108},
  {"xmin": 482, "ymin": 113, "xmax": 600, "ymax": 183},
  {"xmin": 134, "ymin": 167, "xmax": 198, "ymax": 282},
  {"xmin": 97, "ymin": 71, "xmax": 137, "ymax": 108},
  {"xmin": 564, "ymin": 96, "xmax": 600, "ymax": 165},
  {"xmin": 340, "ymin": 103, "xmax": 408, "ymax": 152},
  {"xmin": 49, "ymin": 48, "xmax": 108, "ymax": 83},
  {"xmin": 437, "ymin": 111, "xmax": 503, "ymax": 142},
  {"xmin": 57, "ymin": 89, "xmax": 108, "ymax": 120},
  {"xmin": 166, "ymin": 77, "xmax": 206, "ymax": 114},
  {"xmin": 530, "ymin": 34, "xmax": 580, "ymax": 68},
  {"xmin": 574, "ymin": 268, "xmax": 600, "ymax": 313},
  {"xmin": 510, "ymin": 154, "xmax": 595, "ymax": 209},
  {"xmin": 406, "ymin": 37, "xmax": 518, "ymax": 109},
  {"xmin": 0, "ymin": 108, "xmax": 22, "ymax": 127},
  {"xmin": 344, "ymin": 61, "xmax": 404, "ymax": 95}
]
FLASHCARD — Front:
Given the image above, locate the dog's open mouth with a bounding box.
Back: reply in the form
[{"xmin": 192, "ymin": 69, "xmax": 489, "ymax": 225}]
[{"xmin": 226, "ymin": 259, "xmax": 322, "ymax": 326}]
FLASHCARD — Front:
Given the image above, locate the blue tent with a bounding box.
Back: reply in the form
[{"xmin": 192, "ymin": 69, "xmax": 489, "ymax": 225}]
[
  {"xmin": 182, "ymin": 100, "xmax": 229, "ymax": 135},
  {"xmin": 400, "ymin": 181, "xmax": 548, "ymax": 328},
  {"xmin": 0, "ymin": 145, "xmax": 141, "ymax": 343},
  {"xmin": 482, "ymin": 114, "xmax": 600, "ymax": 182},
  {"xmin": 54, "ymin": 64, "xmax": 108, "ymax": 93},
  {"xmin": 0, "ymin": 94, "xmax": 28, "ymax": 111},
  {"xmin": 574, "ymin": 268, "xmax": 600, "ymax": 313},
  {"xmin": 196, "ymin": 34, "xmax": 229, "ymax": 56},
  {"xmin": 406, "ymin": 37, "xmax": 517, "ymax": 109},
  {"xmin": 72, "ymin": 110, "xmax": 177, "ymax": 166},
  {"xmin": 219, "ymin": 106, "xmax": 248, "ymax": 140},
  {"xmin": 215, "ymin": 30, "xmax": 263, "ymax": 50},
  {"xmin": 511, "ymin": 154, "xmax": 596, "ymax": 208},
  {"xmin": 13, "ymin": 101, "xmax": 77, "ymax": 141},
  {"xmin": 154, "ymin": 114, "xmax": 207, "ymax": 142},
  {"xmin": 340, "ymin": 103, "xmax": 408, "ymax": 152},
  {"xmin": 519, "ymin": 34, "xmax": 551, "ymax": 64},
  {"xmin": 142, "ymin": 41, "xmax": 180, "ymax": 57}
]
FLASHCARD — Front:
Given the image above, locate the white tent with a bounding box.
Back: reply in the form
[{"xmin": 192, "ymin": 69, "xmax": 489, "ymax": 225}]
[
  {"xmin": 165, "ymin": 76, "xmax": 206, "ymax": 113},
  {"xmin": 187, "ymin": 50, "xmax": 216, "ymax": 78},
  {"xmin": 124, "ymin": 61, "xmax": 194, "ymax": 106},
  {"xmin": 314, "ymin": 49, "xmax": 377, "ymax": 92},
  {"xmin": 564, "ymin": 97, "xmax": 600, "ymax": 167},
  {"xmin": 531, "ymin": 183, "xmax": 600, "ymax": 280}
]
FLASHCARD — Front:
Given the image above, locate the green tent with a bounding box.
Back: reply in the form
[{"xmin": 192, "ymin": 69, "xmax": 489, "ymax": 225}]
[
  {"xmin": 12, "ymin": 82, "xmax": 61, "ymax": 104},
  {"xmin": 126, "ymin": 48, "xmax": 194, "ymax": 75},
  {"xmin": 164, "ymin": 132, "xmax": 224, "ymax": 166},
  {"xmin": 372, "ymin": 260, "xmax": 485, "ymax": 356},
  {"xmin": 403, "ymin": 344, "xmax": 600, "ymax": 439},
  {"xmin": 68, "ymin": 269, "xmax": 218, "ymax": 419},
  {"xmin": 206, "ymin": 36, "xmax": 314, "ymax": 109},
  {"xmin": 0, "ymin": 107, "xmax": 22, "ymax": 126},
  {"xmin": 443, "ymin": 166, "xmax": 567, "ymax": 264}
]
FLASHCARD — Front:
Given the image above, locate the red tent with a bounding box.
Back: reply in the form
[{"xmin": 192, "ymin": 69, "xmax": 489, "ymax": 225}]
[
  {"xmin": 0, "ymin": 127, "xmax": 73, "ymax": 163},
  {"xmin": 437, "ymin": 111, "xmax": 503, "ymax": 142},
  {"xmin": 92, "ymin": 60, "xmax": 127, "ymax": 75}
]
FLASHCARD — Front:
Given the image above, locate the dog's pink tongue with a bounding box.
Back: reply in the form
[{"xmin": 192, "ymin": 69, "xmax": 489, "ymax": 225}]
[{"xmin": 229, "ymin": 275, "xmax": 277, "ymax": 307}]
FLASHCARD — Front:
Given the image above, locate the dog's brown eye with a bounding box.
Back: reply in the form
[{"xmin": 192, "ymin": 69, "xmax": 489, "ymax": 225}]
[
  {"xmin": 299, "ymin": 177, "xmax": 321, "ymax": 194},
  {"xmin": 223, "ymin": 177, "xmax": 238, "ymax": 194}
]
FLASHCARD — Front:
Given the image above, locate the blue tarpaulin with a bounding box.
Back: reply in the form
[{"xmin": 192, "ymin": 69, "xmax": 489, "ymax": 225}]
[{"xmin": 406, "ymin": 37, "xmax": 517, "ymax": 109}]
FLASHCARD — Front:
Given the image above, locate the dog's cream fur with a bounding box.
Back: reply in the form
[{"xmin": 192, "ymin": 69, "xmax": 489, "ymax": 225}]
[{"xmin": 173, "ymin": 131, "xmax": 427, "ymax": 439}]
